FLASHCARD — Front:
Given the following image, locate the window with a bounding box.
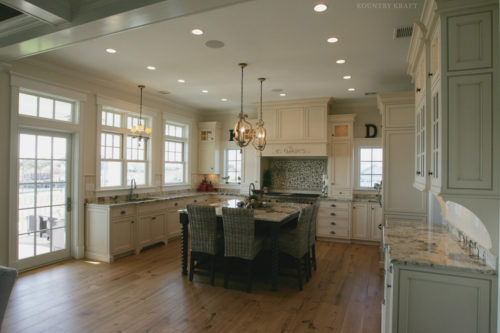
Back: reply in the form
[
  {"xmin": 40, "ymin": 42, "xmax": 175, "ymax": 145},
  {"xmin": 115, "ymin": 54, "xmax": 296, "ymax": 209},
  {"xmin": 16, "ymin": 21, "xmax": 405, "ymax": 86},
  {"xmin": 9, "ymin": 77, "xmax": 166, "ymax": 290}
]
[
  {"xmin": 359, "ymin": 147, "xmax": 383, "ymax": 188},
  {"xmin": 224, "ymin": 149, "xmax": 242, "ymax": 184},
  {"xmin": 99, "ymin": 109, "xmax": 150, "ymax": 188},
  {"xmin": 19, "ymin": 92, "xmax": 74, "ymax": 122},
  {"xmin": 164, "ymin": 123, "xmax": 188, "ymax": 184}
]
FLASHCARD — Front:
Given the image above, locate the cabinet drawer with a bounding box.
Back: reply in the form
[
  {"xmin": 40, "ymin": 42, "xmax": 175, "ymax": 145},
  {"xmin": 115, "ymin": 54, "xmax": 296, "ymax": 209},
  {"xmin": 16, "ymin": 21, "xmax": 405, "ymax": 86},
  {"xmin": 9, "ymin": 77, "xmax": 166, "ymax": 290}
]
[
  {"xmin": 317, "ymin": 224, "xmax": 349, "ymax": 238},
  {"xmin": 110, "ymin": 205, "xmax": 136, "ymax": 219},
  {"xmin": 318, "ymin": 208, "xmax": 348, "ymax": 219},
  {"xmin": 317, "ymin": 216, "xmax": 349, "ymax": 229},
  {"xmin": 137, "ymin": 201, "xmax": 165, "ymax": 215},
  {"xmin": 320, "ymin": 201, "xmax": 349, "ymax": 210},
  {"xmin": 166, "ymin": 200, "xmax": 184, "ymax": 209}
]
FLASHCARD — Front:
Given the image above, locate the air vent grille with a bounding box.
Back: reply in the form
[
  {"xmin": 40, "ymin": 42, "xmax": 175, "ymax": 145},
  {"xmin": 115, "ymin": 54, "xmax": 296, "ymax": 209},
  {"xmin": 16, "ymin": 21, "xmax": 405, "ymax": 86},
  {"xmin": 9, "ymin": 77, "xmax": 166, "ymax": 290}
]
[{"xmin": 394, "ymin": 26, "xmax": 413, "ymax": 39}]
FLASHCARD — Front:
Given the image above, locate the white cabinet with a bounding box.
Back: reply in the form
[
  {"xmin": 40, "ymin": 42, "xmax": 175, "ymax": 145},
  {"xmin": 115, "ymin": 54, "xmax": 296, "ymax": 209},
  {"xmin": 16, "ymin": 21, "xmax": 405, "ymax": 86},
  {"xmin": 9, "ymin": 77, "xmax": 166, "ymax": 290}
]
[
  {"xmin": 378, "ymin": 93, "xmax": 427, "ymax": 221},
  {"xmin": 407, "ymin": 2, "xmax": 499, "ymax": 205},
  {"xmin": 198, "ymin": 121, "xmax": 221, "ymax": 174},
  {"xmin": 261, "ymin": 98, "xmax": 328, "ymax": 144},
  {"xmin": 351, "ymin": 202, "xmax": 368, "ymax": 240},
  {"xmin": 110, "ymin": 217, "xmax": 135, "ymax": 255},
  {"xmin": 137, "ymin": 213, "xmax": 166, "ymax": 250},
  {"xmin": 328, "ymin": 114, "xmax": 355, "ymax": 199},
  {"xmin": 369, "ymin": 204, "xmax": 383, "ymax": 241},
  {"xmin": 316, "ymin": 200, "xmax": 350, "ymax": 239}
]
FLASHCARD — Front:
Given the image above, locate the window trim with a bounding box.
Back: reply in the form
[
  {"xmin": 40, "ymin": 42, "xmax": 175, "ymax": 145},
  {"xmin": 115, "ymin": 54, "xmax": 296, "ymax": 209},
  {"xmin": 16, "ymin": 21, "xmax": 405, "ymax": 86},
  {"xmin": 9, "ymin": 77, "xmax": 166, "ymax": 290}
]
[
  {"xmin": 353, "ymin": 138, "xmax": 382, "ymax": 191},
  {"xmin": 163, "ymin": 121, "xmax": 189, "ymax": 186},
  {"xmin": 96, "ymin": 104, "xmax": 152, "ymax": 190},
  {"xmin": 223, "ymin": 148, "xmax": 242, "ymax": 185}
]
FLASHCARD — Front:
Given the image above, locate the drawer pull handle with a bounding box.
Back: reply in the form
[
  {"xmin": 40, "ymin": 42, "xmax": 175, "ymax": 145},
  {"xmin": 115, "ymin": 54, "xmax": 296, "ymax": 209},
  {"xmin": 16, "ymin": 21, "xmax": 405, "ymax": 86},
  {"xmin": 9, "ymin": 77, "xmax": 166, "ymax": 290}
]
[
  {"xmin": 330, "ymin": 204, "xmax": 336, "ymax": 207},
  {"xmin": 194, "ymin": 200, "xmax": 197, "ymax": 203},
  {"xmin": 120, "ymin": 210, "xmax": 126, "ymax": 215},
  {"xmin": 174, "ymin": 203, "xmax": 178, "ymax": 206},
  {"xmin": 131, "ymin": 220, "xmax": 135, "ymax": 224},
  {"xmin": 378, "ymin": 224, "xmax": 383, "ymax": 230},
  {"xmin": 387, "ymin": 284, "xmax": 392, "ymax": 288},
  {"xmin": 330, "ymin": 231, "xmax": 336, "ymax": 235},
  {"xmin": 330, "ymin": 213, "xmax": 336, "ymax": 216},
  {"xmin": 152, "ymin": 217, "xmax": 156, "ymax": 220},
  {"xmin": 330, "ymin": 222, "xmax": 336, "ymax": 226}
]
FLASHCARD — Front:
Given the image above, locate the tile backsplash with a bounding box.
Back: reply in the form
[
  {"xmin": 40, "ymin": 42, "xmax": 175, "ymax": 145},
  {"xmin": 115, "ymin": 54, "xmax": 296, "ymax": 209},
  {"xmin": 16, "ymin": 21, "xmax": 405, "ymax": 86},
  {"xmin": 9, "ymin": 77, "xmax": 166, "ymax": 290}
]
[{"xmin": 268, "ymin": 158, "xmax": 327, "ymax": 192}]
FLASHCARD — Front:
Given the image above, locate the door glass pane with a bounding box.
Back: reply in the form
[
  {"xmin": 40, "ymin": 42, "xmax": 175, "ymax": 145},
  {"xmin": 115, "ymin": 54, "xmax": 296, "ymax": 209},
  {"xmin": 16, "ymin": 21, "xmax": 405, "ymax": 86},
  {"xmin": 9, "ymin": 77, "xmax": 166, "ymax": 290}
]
[{"xmin": 17, "ymin": 132, "xmax": 70, "ymax": 262}]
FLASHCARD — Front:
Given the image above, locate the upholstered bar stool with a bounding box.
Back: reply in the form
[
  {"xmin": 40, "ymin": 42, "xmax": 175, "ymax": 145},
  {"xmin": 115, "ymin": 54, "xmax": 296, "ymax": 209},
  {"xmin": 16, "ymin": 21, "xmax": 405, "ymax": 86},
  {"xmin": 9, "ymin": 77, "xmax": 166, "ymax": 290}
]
[
  {"xmin": 221, "ymin": 207, "xmax": 263, "ymax": 293},
  {"xmin": 278, "ymin": 205, "xmax": 313, "ymax": 290},
  {"xmin": 187, "ymin": 205, "xmax": 222, "ymax": 286}
]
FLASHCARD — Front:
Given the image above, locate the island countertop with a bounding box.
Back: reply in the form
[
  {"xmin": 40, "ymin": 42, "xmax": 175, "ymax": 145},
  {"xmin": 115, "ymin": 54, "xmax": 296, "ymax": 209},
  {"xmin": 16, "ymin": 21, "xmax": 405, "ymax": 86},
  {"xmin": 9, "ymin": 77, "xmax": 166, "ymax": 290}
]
[
  {"xmin": 179, "ymin": 199, "xmax": 309, "ymax": 223},
  {"xmin": 384, "ymin": 219, "xmax": 496, "ymax": 275}
]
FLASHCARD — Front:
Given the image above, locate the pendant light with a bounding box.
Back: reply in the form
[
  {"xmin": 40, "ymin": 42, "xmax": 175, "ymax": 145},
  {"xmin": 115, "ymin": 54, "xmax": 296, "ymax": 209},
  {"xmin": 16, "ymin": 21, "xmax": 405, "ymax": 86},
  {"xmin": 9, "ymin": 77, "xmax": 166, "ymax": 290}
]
[
  {"xmin": 252, "ymin": 77, "xmax": 266, "ymax": 151},
  {"xmin": 130, "ymin": 85, "xmax": 151, "ymax": 141},
  {"xmin": 233, "ymin": 63, "xmax": 253, "ymax": 148}
]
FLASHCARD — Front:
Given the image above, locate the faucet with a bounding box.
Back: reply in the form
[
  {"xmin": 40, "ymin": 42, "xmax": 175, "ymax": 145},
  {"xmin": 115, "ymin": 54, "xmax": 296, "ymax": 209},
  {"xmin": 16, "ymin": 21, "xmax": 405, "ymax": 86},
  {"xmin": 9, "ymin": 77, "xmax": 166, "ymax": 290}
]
[
  {"xmin": 249, "ymin": 182, "xmax": 255, "ymax": 197},
  {"xmin": 374, "ymin": 181, "xmax": 382, "ymax": 207},
  {"xmin": 129, "ymin": 178, "xmax": 137, "ymax": 201}
]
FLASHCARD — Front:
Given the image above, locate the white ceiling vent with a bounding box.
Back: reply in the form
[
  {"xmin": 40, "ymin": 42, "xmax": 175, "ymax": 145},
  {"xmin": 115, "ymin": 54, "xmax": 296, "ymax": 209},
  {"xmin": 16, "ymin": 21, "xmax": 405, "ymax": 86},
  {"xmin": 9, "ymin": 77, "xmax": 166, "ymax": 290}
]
[{"xmin": 394, "ymin": 26, "xmax": 413, "ymax": 39}]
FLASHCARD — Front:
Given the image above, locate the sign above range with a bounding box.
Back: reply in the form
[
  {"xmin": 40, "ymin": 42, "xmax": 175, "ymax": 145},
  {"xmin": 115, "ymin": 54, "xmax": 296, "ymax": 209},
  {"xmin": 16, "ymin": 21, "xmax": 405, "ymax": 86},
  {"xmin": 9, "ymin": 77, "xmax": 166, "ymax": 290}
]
[{"xmin": 259, "ymin": 97, "xmax": 331, "ymax": 157}]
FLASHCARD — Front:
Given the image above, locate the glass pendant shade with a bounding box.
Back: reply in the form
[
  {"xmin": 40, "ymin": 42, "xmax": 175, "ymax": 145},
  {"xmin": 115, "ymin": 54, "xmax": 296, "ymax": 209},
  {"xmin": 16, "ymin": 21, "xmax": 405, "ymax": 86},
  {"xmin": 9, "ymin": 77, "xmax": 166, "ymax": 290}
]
[
  {"xmin": 145, "ymin": 126, "xmax": 151, "ymax": 135},
  {"xmin": 234, "ymin": 113, "xmax": 253, "ymax": 147},
  {"xmin": 130, "ymin": 84, "xmax": 151, "ymax": 141},
  {"xmin": 131, "ymin": 125, "xmax": 137, "ymax": 134},
  {"xmin": 252, "ymin": 77, "xmax": 266, "ymax": 151}
]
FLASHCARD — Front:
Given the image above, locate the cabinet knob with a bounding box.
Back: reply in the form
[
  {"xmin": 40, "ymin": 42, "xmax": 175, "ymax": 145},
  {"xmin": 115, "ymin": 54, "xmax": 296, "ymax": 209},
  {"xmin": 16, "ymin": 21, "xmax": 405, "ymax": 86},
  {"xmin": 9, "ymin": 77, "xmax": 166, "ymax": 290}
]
[
  {"xmin": 371, "ymin": 207, "xmax": 374, "ymax": 210},
  {"xmin": 416, "ymin": 171, "xmax": 421, "ymax": 175},
  {"xmin": 416, "ymin": 88, "xmax": 421, "ymax": 92},
  {"xmin": 121, "ymin": 210, "xmax": 126, "ymax": 215},
  {"xmin": 353, "ymin": 206, "xmax": 355, "ymax": 209},
  {"xmin": 382, "ymin": 299, "xmax": 386, "ymax": 305},
  {"xmin": 174, "ymin": 203, "xmax": 178, "ymax": 206},
  {"xmin": 131, "ymin": 221, "xmax": 135, "ymax": 224},
  {"xmin": 387, "ymin": 284, "xmax": 392, "ymax": 288},
  {"xmin": 428, "ymin": 72, "xmax": 433, "ymax": 77},
  {"xmin": 428, "ymin": 171, "xmax": 433, "ymax": 175},
  {"xmin": 378, "ymin": 224, "xmax": 383, "ymax": 230},
  {"xmin": 330, "ymin": 212, "xmax": 336, "ymax": 216},
  {"xmin": 152, "ymin": 217, "xmax": 156, "ymax": 220},
  {"xmin": 330, "ymin": 204, "xmax": 336, "ymax": 207},
  {"xmin": 194, "ymin": 200, "xmax": 197, "ymax": 203},
  {"xmin": 330, "ymin": 222, "xmax": 336, "ymax": 226},
  {"xmin": 330, "ymin": 231, "xmax": 336, "ymax": 235}
]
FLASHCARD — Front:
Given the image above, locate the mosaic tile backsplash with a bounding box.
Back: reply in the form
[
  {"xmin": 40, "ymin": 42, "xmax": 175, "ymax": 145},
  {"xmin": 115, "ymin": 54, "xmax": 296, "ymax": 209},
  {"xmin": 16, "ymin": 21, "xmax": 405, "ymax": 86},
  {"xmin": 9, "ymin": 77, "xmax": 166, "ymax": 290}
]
[{"xmin": 268, "ymin": 158, "xmax": 327, "ymax": 191}]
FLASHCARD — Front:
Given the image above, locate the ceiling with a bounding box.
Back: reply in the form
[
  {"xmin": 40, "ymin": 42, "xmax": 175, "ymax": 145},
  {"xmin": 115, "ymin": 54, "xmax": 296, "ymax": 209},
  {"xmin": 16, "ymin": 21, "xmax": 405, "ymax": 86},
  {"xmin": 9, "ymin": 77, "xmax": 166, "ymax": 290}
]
[{"xmin": 25, "ymin": 0, "xmax": 423, "ymax": 112}]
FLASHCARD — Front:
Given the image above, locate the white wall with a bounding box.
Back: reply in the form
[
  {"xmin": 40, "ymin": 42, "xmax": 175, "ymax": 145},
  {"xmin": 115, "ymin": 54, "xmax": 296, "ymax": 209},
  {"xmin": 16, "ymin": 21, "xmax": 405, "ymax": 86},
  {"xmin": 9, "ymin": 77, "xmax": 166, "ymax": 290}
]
[{"xmin": 330, "ymin": 98, "xmax": 382, "ymax": 139}]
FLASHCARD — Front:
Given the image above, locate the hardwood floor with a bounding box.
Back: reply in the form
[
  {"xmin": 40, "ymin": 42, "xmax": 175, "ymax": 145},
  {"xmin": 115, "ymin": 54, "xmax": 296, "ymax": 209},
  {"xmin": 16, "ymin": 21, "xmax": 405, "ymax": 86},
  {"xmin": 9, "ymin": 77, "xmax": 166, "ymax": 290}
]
[{"xmin": 2, "ymin": 240, "xmax": 382, "ymax": 333}]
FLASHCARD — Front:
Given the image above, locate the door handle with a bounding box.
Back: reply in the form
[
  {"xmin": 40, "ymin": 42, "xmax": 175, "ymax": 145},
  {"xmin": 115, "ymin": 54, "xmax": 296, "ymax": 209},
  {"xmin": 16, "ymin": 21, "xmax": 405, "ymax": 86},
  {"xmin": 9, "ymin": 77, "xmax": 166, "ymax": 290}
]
[
  {"xmin": 330, "ymin": 204, "xmax": 336, "ymax": 207},
  {"xmin": 330, "ymin": 231, "xmax": 336, "ymax": 235},
  {"xmin": 330, "ymin": 213, "xmax": 336, "ymax": 216}
]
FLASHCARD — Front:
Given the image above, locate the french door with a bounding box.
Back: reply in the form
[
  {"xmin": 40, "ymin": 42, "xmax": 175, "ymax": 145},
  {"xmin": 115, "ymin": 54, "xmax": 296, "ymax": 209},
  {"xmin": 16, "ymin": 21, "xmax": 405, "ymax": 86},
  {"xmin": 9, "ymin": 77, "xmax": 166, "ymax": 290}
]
[{"xmin": 16, "ymin": 130, "xmax": 72, "ymax": 269}]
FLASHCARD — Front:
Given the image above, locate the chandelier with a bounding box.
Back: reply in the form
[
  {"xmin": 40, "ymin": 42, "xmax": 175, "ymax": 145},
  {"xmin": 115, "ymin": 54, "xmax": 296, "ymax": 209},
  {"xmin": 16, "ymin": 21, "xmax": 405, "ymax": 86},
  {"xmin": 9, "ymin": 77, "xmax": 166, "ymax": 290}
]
[
  {"xmin": 233, "ymin": 63, "xmax": 267, "ymax": 151},
  {"xmin": 130, "ymin": 85, "xmax": 151, "ymax": 141}
]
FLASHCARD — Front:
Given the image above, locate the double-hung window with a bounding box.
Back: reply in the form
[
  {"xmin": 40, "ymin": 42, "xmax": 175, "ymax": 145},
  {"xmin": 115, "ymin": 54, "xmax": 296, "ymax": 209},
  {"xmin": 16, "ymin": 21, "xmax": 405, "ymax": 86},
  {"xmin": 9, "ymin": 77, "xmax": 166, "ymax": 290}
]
[
  {"xmin": 164, "ymin": 123, "xmax": 188, "ymax": 184},
  {"xmin": 224, "ymin": 149, "xmax": 242, "ymax": 184},
  {"xmin": 99, "ymin": 109, "xmax": 150, "ymax": 188},
  {"xmin": 358, "ymin": 147, "xmax": 383, "ymax": 188}
]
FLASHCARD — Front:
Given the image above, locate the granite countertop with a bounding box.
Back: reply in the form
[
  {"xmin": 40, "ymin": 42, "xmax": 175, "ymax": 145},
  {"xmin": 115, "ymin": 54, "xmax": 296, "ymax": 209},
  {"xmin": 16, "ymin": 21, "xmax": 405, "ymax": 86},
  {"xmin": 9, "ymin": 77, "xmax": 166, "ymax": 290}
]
[
  {"xmin": 87, "ymin": 192, "xmax": 244, "ymax": 207},
  {"xmin": 180, "ymin": 199, "xmax": 309, "ymax": 223},
  {"xmin": 384, "ymin": 219, "xmax": 496, "ymax": 275}
]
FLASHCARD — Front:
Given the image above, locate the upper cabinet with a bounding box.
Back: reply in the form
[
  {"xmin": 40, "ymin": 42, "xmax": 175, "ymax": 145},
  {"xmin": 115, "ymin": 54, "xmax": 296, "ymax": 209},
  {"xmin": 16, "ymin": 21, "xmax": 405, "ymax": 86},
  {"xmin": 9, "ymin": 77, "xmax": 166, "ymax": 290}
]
[
  {"xmin": 198, "ymin": 121, "xmax": 221, "ymax": 174},
  {"xmin": 407, "ymin": 0, "xmax": 499, "ymax": 200},
  {"xmin": 261, "ymin": 98, "xmax": 329, "ymax": 143}
]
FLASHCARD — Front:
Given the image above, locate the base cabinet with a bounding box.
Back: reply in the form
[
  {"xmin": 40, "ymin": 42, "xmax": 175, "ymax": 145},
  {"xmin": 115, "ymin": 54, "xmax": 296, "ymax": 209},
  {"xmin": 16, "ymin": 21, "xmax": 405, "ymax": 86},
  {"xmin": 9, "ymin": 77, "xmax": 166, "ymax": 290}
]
[
  {"xmin": 110, "ymin": 217, "xmax": 135, "ymax": 255},
  {"xmin": 351, "ymin": 202, "xmax": 383, "ymax": 241},
  {"xmin": 382, "ymin": 254, "xmax": 496, "ymax": 333},
  {"xmin": 137, "ymin": 213, "xmax": 166, "ymax": 250}
]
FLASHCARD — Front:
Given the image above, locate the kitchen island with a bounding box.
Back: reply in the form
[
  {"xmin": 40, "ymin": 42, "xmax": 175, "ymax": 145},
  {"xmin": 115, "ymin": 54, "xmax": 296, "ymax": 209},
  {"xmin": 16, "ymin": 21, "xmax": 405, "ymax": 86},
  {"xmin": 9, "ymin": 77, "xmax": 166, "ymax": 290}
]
[{"xmin": 179, "ymin": 199, "xmax": 309, "ymax": 291}]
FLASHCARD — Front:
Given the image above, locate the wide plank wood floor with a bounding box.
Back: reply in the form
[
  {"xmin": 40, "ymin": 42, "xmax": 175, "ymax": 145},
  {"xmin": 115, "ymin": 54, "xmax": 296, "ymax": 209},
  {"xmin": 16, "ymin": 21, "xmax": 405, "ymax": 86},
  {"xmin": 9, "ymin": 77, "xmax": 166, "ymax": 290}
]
[{"xmin": 2, "ymin": 240, "xmax": 382, "ymax": 333}]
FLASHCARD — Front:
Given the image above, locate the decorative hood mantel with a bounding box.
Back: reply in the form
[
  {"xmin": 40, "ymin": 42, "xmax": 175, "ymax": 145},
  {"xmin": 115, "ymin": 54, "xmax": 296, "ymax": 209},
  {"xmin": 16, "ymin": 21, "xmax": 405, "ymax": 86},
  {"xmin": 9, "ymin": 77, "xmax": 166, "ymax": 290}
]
[{"xmin": 259, "ymin": 97, "xmax": 330, "ymax": 157}]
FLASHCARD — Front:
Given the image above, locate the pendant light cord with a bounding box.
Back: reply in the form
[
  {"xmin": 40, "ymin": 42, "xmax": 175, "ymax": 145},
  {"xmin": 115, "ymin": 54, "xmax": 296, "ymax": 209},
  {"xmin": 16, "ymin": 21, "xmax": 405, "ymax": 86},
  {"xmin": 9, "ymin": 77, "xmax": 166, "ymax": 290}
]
[{"xmin": 240, "ymin": 65, "xmax": 244, "ymax": 115}]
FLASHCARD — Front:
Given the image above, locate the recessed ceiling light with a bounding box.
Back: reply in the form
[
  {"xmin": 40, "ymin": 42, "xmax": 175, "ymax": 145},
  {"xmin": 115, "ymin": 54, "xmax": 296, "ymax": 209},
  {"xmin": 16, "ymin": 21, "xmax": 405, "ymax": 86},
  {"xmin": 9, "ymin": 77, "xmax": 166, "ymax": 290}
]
[
  {"xmin": 177, "ymin": 79, "xmax": 185, "ymax": 83},
  {"xmin": 314, "ymin": 3, "xmax": 328, "ymax": 12},
  {"xmin": 191, "ymin": 28, "xmax": 204, "ymax": 35},
  {"xmin": 343, "ymin": 75, "xmax": 351, "ymax": 79},
  {"xmin": 221, "ymin": 98, "xmax": 228, "ymax": 102},
  {"xmin": 336, "ymin": 59, "xmax": 346, "ymax": 64},
  {"xmin": 105, "ymin": 48, "xmax": 116, "ymax": 54},
  {"xmin": 280, "ymin": 93, "xmax": 287, "ymax": 97},
  {"xmin": 147, "ymin": 66, "xmax": 156, "ymax": 70},
  {"xmin": 327, "ymin": 37, "xmax": 338, "ymax": 43},
  {"xmin": 348, "ymin": 88, "xmax": 356, "ymax": 92},
  {"xmin": 202, "ymin": 90, "xmax": 208, "ymax": 93}
]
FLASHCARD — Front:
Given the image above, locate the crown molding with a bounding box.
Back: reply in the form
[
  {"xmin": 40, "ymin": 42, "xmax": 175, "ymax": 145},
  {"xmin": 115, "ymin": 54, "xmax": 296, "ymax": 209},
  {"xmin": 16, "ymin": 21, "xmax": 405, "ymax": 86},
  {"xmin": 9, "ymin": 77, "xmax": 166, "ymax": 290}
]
[
  {"xmin": 259, "ymin": 97, "xmax": 332, "ymax": 109},
  {"xmin": 13, "ymin": 58, "xmax": 203, "ymax": 117},
  {"xmin": 377, "ymin": 91, "xmax": 414, "ymax": 112}
]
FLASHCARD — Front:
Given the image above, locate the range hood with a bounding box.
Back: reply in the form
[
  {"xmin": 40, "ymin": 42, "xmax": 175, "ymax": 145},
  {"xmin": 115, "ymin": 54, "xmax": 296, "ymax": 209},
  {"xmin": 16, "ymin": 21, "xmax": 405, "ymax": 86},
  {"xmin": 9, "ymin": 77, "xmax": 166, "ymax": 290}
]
[{"xmin": 261, "ymin": 143, "xmax": 328, "ymax": 157}]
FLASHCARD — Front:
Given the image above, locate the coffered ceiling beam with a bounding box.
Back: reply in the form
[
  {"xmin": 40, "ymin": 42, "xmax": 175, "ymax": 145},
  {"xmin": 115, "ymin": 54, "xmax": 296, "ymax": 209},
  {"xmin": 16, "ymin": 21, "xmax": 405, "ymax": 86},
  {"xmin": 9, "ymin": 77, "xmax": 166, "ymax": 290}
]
[{"xmin": 0, "ymin": 0, "xmax": 71, "ymax": 24}]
